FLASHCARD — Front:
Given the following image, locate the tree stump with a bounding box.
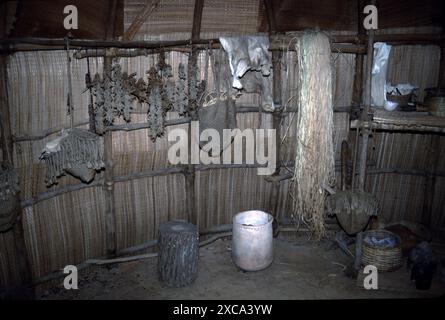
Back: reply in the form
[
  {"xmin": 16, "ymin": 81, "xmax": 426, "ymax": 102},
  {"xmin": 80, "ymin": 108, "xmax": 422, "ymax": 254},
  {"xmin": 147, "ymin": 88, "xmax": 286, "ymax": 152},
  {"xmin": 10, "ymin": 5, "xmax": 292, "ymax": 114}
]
[{"xmin": 157, "ymin": 220, "xmax": 199, "ymax": 287}]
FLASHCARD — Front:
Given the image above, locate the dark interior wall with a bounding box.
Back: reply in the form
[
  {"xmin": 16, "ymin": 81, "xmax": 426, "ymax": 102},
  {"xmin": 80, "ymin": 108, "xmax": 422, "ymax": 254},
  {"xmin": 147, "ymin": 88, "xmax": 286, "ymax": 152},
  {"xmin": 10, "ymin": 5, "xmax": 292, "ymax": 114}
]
[
  {"xmin": 258, "ymin": 0, "xmax": 444, "ymax": 32},
  {"xmin": 4, "ymin": 0, "xmax": 444, "ymax": 40},
  {"xmin": 0, "ymin": 0, "xmax": 444, "ymax": 296},
  {"xmin": 7, "ymin": 0, "xmax": 124, "ymax": 39}
]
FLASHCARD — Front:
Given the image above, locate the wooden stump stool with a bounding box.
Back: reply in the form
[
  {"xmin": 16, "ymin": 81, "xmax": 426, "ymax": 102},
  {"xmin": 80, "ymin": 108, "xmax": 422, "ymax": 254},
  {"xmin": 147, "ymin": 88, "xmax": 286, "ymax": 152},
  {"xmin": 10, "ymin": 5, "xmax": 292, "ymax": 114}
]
[{"xmin": 157, "ymin": 220, "xmax": 199, "ymax": 287}]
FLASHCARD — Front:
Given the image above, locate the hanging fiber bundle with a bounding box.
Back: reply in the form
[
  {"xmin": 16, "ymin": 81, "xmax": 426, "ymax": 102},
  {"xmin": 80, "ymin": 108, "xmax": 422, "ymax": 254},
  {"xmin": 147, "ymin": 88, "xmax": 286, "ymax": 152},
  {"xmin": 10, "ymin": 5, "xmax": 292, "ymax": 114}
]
[
  {"xmin": 290, "ymin": 31, "xmax": 335, "ymax": 239},
  {"xmin": 0, "ymin": 162, "xmax": 20, "ymax": 232},
  {"xmin": 40, "ymin": 128, "xmax": 105, "ymax": 186}
]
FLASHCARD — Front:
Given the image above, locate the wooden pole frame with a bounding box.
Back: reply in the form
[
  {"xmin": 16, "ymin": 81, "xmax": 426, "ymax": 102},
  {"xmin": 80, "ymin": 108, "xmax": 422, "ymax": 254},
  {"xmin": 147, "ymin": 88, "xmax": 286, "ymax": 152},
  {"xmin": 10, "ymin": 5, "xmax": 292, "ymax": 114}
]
[
  {"xmin": 0, "ymin": 55, "xmax": 34, "ymax": 299},
  {"xmin": 103, "ymin": 0, "xmax": 119, "ymax": 259}
]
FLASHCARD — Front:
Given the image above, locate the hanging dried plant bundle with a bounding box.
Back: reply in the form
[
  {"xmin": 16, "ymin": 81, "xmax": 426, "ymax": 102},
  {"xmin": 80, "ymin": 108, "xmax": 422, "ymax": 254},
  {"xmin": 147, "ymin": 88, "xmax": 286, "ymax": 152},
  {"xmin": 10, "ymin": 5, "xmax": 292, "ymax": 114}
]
[
  {"xmin": 112, "ymin": 64, "xmax": 133, "ymax": 122},
  {"xmin": 89, "ymin": 73, "xmax": 104, "ymax": 134},
  {"xmin": 40, "ymin": 128, "xmax": 105, "ymax": 186},
  {"xmin": 145, "ymin": 53, "xmax": 183, "ymax": 141},
  {"xmin": 147, "ymin": 86, "xmax": 164, "ymax": 141},
  {"xmin": 133, "ymin": 77, "xmax": 148, "ymax": 102},
  {"xmin": 156, "ymin": 53, "xmax": 175, "ymax": 112},
  {"xmin": 88, "ymin": 63, "xmax": 136, "ymax": 134},
  {"xmin": 187, "ymin": 56, "xmax": 206, "ymax": 113},
  {"xmin": 175, "ymin": 63, "xmax": 188, "ymax": 115},
  {"xmin": 290, "ymin": 32, "xmax": 336, "ymax": 239}
]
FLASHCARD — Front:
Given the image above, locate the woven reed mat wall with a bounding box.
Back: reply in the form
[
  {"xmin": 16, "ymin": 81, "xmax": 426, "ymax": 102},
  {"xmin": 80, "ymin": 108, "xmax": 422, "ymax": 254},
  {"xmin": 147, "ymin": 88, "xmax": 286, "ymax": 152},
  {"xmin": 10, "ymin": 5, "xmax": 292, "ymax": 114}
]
[
  {"xmin": 1, "ymin": 25, "xmax": 444, "ymax": 289},
  {"xmin": 124, "ymin": 0, "xmax": 262, "ymax": 41},
  {"xmin": 348, "ymin": 131, "xmax": 445, "ymax": 229}
]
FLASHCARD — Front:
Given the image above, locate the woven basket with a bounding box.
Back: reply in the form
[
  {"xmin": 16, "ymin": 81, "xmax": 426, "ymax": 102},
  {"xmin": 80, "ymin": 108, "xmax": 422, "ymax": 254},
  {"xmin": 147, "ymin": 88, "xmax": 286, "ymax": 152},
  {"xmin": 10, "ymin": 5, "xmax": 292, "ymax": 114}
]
[
  {"xmin": 362, "ymin": 230, "xmax": 402, "ymax": 272},
  {"xmin": 386, "ymin": 93, "xmax": 411, "ymax": 106},
  {"xmin": 425, "ymin": 96, "xmax": 445, "ymax": 117}
]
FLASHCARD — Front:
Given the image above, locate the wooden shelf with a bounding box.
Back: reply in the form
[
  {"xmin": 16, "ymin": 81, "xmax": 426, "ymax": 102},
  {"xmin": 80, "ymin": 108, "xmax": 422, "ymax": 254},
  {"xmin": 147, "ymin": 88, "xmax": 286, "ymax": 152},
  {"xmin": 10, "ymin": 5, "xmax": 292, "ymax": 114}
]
[{"xmin": 351, "ymin": 108, "xmax": 445, "ymax": 133}]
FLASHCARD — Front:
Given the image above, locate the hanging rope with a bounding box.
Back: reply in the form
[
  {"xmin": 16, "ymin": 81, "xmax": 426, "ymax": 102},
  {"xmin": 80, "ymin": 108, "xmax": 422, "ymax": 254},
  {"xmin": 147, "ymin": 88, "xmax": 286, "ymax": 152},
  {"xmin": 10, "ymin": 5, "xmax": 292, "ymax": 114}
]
[
  {"xmin": 65, "ymin": 37, "xmax": 74, "ymax": 129},
  {"xmin": 86, "ymin": 49, "xmax": 96, "ymax": 132}
]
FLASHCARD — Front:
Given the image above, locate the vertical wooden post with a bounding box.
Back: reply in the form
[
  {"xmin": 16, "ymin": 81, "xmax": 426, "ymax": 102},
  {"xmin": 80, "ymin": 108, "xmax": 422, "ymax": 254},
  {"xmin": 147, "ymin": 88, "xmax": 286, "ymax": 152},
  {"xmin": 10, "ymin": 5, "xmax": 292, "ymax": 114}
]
[
  {"xmin": 351, "ymin": 0, "xmax": 366, "ymax": 107},
  {"xmin": 264, "ymin": 0, "xmax": 281, "ymax": 218},
  {"xmin": 357, "ymin": 27, "xmax": 374, "ymax": 191},
  {"xmin": 103, "ymin": 0, "xmax": 118, "ymax": 258},
  {"xmin": 352, "ymin": 54, "xmax": 364, "ymax": 107},
  {"xmin": 103, "ymin": 54, "xmax": 117, "ymax": 258},
  {"xmin": 183, "ymin": 0, "xmax": 205, "ymax": 226},
  {"xmin": 341, "ymin": 140, "xmax": 350, "ymax": 191},
  {"xmin": 263, "ymin": 0, "xmax": 277, "ymax": 33},
  {"xmin": 0, "ymin": 55, "xmax": 34, "ymax": 299},
  {"xmin": 422, "ymin": 135, "xmax": 440, "ymax": 228},
  {"xmin": 439, "ymin": 41, "xmax": 445, "ymax": 88},
  {"xmin": 191, "ymin": 0, "xmax": 205, "ymax": 42},
  {"xmin": 185, "ymin": 116, "xmax": 197, "ymax": 225},
  {"xmin": 185, "ymin": 48, "xmax": 198, "ymax": 226},
  {"xmin": 269, "ymin": 51, "xmax": 283, "ymax": 217},
  {"xmin": 355, "ymin": 0, "xmax": 375, "ymax": 274},
  {"xmin": 424, "ymin": 33, "xmax": 445, "ymax": 228}
]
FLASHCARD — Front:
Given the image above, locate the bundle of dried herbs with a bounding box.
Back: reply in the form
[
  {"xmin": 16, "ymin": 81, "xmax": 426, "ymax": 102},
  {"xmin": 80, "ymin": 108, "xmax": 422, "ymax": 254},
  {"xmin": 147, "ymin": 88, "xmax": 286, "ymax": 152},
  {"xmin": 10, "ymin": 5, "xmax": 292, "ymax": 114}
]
[{"xmin": 88, "ymin": 63, "xmax": 136, "ymax": 134}]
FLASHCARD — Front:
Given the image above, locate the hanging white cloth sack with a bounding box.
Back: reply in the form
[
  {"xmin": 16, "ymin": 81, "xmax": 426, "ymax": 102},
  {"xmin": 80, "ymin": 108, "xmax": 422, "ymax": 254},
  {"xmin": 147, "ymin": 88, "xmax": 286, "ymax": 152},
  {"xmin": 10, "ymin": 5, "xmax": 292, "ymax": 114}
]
[{"xmin": 371, "ymin": 42, "xmax": 392, "ymax": 108}]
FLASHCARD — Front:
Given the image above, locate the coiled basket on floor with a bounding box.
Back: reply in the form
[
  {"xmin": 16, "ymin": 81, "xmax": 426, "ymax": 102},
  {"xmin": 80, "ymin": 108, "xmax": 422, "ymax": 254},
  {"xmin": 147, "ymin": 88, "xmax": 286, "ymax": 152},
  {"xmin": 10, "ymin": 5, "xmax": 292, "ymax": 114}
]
[{"xmin": 362, "ymin": 229, "xmax": 403, "ymax": 272}]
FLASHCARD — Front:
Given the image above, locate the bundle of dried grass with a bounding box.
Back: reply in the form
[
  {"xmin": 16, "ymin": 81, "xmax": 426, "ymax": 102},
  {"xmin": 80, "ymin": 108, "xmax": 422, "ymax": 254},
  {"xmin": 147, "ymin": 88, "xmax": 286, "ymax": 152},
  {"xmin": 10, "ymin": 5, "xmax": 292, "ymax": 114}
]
[{"xmin": 290, "ymin": 32, "xmax": 335, "ymax": 239}]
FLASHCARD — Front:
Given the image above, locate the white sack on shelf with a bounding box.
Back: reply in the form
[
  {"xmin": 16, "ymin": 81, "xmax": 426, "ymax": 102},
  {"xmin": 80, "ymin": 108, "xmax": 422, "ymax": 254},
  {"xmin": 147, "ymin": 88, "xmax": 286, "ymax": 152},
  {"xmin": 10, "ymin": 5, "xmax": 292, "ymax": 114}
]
[{"xmin": 371, "ymin": 42, "xmax": 392, "ymax": 107}]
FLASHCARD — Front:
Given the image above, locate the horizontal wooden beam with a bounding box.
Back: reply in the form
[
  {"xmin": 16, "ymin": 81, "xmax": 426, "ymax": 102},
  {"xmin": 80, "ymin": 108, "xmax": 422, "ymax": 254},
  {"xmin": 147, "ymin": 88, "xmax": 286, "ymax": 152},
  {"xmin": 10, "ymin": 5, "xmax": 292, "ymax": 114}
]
[
  {"xmin": 366, "ymin": 168, "xmax": 445, "ymax": 178},
  {"xmin": 350, "ymin": 109, "xmax": 445, "ymax": 134},
  {"xmin": 3, "ymin": 33, "xmax": 442, "ymax": 54},
  {"xmin": 20, "ymin": 162, "xmax": 291, "ymax": 208},
  {"xmin": 12, "ymin": 105, "xmax": 352, "ymax": 143},
  {"xmin": 351, "ymin": 120, "xmax": 445, "ymax": 133}
]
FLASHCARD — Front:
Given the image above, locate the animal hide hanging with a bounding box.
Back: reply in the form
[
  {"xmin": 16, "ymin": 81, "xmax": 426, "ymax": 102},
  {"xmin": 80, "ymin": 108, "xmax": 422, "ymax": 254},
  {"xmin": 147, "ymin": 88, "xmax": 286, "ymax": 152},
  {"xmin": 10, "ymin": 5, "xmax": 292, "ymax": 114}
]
[
  {"xmin": 40, "ymin": 128, "xmax": 105, "ymax": 186},
  {"xmin": 197, "ymin": 49, "xmax": 237, "ymax": 155},
  {"xmin": 0, "ymin": 162, "xmax": 20, "ymax": 232},
  {"xmin": 219, "ymin": 36, "xmax": 275, "ymax": 112}
]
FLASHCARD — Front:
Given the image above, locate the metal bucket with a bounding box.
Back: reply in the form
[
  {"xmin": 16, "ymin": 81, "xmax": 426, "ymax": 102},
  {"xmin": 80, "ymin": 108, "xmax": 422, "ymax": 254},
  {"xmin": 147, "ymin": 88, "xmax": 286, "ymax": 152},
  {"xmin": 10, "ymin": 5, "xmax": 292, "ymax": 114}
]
[{"xmin": 232, "ymin": 210, "xmax": 273, "ymax": 271}]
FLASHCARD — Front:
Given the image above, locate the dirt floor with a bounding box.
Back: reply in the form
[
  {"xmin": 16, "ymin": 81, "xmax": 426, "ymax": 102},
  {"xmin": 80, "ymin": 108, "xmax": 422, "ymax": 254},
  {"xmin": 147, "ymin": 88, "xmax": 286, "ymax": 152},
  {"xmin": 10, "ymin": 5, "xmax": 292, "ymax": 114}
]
[{"xmin": 38, "ymin": 234, "xmax": 445, "ymax": 300}]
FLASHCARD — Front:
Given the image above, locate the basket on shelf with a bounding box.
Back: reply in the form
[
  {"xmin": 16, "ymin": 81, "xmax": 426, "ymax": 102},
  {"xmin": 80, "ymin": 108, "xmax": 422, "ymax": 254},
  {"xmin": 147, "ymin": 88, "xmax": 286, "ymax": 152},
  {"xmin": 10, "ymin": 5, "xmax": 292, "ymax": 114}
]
[
  {"xmin": 362, "ymin": 229, "xmax": 403, "ymax": 272},
  {"xmin": 386, "ymin": 93, "xmax": 411, "ymax": 106}
]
